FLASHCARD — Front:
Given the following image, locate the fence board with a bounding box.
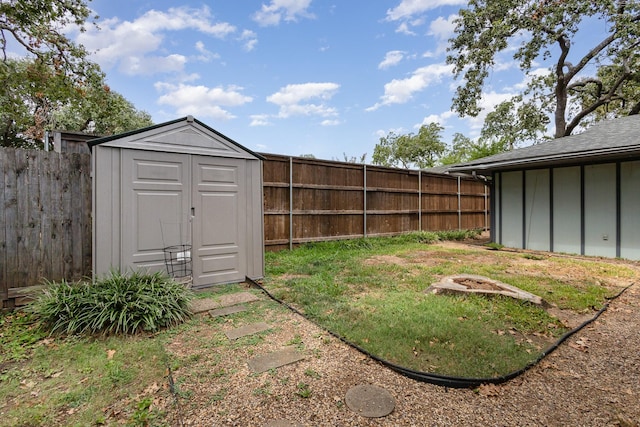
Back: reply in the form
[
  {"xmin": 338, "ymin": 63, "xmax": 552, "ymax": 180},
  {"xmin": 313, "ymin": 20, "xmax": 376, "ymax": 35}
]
[
  {"xmin": 1, "ymin": 148, "xmax": 92, "ymax": 307},
  {"xmin": 261, "ymin": 154, "xmax": 490, "ymax": 249}
]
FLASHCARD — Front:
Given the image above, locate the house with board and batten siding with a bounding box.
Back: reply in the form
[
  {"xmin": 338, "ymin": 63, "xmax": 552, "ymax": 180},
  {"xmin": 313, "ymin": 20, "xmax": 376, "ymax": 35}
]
[{"xmin": 448, "ymin": 115, "xmax": 640, "ymax": 260}]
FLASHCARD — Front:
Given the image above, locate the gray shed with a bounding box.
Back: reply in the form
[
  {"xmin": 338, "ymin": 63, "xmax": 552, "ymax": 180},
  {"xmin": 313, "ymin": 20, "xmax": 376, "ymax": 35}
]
[
  {"xmin": 448, "ymin": 115, "xmax": 640, "ymax": 260},
  {"xmin": 89, "ymin": 116, "xmax": 264, "ymax": 288}
]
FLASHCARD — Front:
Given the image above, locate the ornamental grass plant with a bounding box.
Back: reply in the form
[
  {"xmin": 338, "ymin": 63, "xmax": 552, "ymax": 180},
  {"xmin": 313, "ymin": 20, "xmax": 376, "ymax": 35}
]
[{"xmin": 31, "ymin": 270, "xmax": 193, "ymax": 335}]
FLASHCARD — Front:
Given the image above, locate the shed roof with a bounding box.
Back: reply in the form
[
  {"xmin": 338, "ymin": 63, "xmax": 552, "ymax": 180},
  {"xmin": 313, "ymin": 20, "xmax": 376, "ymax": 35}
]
[
  {"xmin": 448, "ymin": 115, "xmax": 640, "ymax": 173},
  {"xmin": 89, "ymin": 115, "xmax": 265, "ymax": 160}
]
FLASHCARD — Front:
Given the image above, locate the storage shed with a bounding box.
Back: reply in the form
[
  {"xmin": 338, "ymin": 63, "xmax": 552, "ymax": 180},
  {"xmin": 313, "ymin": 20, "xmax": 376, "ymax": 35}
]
[
  {"xmin": 448, "ymin": 115, "xmax": 640, "ymax": 260},
  {"xmin": 89, "ymin": 116, "xmax": 264, "ymax": 289}
]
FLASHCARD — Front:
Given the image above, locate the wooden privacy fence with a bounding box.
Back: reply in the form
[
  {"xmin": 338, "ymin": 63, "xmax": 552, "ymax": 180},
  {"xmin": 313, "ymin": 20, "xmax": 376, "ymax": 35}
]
[
  {"xmin": 1, "ymin": 147, "xmax": 489, "ymax": 306},
  {"xmin": 1, "ymin": 148, "xmax": 92, "ymax": 306},
  {"xmin": 262, "ymin": 154, "xmax": 489, "ymax": 251}
]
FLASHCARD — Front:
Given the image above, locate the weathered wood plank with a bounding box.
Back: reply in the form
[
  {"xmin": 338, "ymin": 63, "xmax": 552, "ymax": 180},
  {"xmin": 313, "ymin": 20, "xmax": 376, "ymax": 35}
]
[
  {"xmin": 0, "ymin": 148, "xmax": 8, "ymax": 295},
  {"xmin": 14, "ymin": 150, "xmax": 29, "ymax": 286},
  {"xmin": 7, "ymin": 285, "xmax": 44, "ymax": 298},
  {"xmin": 60, "ymin": 152, "xmax": 74, "ymax": 280},
  {"xmin": 4, "ymin": 150, "xmax": 18, "ymax": 290},
  {"xmin": 80, "ymin": 154, "xmax": 92, "ymax": 279},
  {"xmin": 49, "ymin": 152, "xmax": 64, "ymax": 281},
  {"xmin": 39, "ymin": 150, "xmax": 52, "ymax": 283},
  {"xmin": 70, "ymin": 153, "xmax": 85, "ymax": 280}
]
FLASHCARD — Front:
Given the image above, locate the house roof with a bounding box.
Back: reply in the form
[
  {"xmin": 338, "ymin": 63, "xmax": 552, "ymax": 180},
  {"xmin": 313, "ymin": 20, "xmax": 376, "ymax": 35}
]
[
  {"xmin": 448, "ymin": 115, "xmax": 640, "ymax": 173},
  {"xmin": 88, "ymin": 115, "xmax": 265, "ymax": 160}
]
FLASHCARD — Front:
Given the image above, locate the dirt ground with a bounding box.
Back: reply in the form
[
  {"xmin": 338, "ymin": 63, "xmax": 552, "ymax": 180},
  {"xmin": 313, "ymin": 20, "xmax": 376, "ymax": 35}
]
[{"xmin": 160, "ymin": 241, "xmax": 640, "ymax": 427}]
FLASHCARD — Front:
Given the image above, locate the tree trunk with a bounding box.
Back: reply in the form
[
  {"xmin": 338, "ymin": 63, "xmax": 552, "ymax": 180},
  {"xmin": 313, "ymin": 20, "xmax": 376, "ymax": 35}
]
[{"xmin": 554, "ymin": 36, "xmax": 571, "ymax": 138}]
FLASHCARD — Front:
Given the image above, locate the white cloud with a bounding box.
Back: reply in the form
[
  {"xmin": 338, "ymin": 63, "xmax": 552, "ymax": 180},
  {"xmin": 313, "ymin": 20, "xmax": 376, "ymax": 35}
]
[
  {"xmin": 386, "ymin": 0, "xmax": 467, "ymax": 22},
  {"xmin": 367, "ymin": 63, "xmax": 453, "ymax": 111},
  {"xmin": 267, "ymin": 82, "xmax": 339, "ymax": 119},
  {"xmin": 239, "ymin": 30, "xmax": 258, "ymax": 51},
  {"xmin": 120, "ymin": 54, "xmax": 187, "ymax": 75},
  {"xmin": 507, "ymin": 67, "xmax": 548, "ymax": 91},
  {"xmin": 462, "ymin": 90, "xmax": 515, "ymax": 132},
  {"xmin": 253, "ymin": 0, "xmax": 315, "ymax": 27},
  {"xmin": 194, "ymin": 41, "xmax": 219, "ymax": 62},
  {"xmin": 321, "ymin": 119, "xmax": 341, "ymax": 126},
  {"xmin": 379, "ymin": 50, "xmax": 406, "ymax": 69},
  {"xmin": 375, "ymin": 126, "xmax": 408, "ymax": 139},
  {"xmin": 395, "ymin": 22, "xmax": 416, "ymax": 35},
  {"xmin": 76, "ymin": 6, "xmax": 239, "ymax": 75},
  {"xmin": 418, "ymin": 111, "xmax": 455, "ymax": 128},
  {"xmin": 276, "ymin": 103, "xmax": 338, "ymax": 119},
  {"xmin": 155, "ymin": 83, "xmax": 253, "ymax": 120},
  {"xmin": 250, "ymin": 114, "xmax": 272, "ymax": 126},
  {"xmin": 428, "ymin": 14, "xmax": 457, "ymax": 53}
]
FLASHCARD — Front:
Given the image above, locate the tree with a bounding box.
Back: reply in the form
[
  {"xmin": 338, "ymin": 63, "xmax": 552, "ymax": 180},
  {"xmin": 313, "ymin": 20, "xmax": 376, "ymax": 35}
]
[
  {"xmin": 1, "ymin": 0, "xmax": 94, "ymax": 78},
  {"xmin": 0, "ymin": 57, "xmax": 90, "ymax": 148},
  {"xmin": 0, "ymin": 2, "xmax": 153, "ymax": 147},
  {"xmin": 0, "ymin": 57, "xmax": 152, "ymax": 148},
  {"xmin": 478, "ymin": 97, "xmax": 549, "ymax": 151},
  {"xmin": 447, "ymin": 0, "xmax": 640, "ymax": 140},
  {"xmin": 332, "ymin": 152, "xmax": 367, "ymax": 163},
  {"xmin": 372, "ymin": 123, "xmax": 446, "ymax": 169},
  {"xmin": 438, "ymin": 132, "xmax": 508, "ymax": 165},
  {"xmin": 52, "ymin": 84, "xmax": 153, "ymax": 136}
]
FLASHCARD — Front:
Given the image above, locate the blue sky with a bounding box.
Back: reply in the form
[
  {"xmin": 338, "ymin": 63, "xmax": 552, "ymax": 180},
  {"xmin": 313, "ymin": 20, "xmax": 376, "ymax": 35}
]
[{"xmin": 62, "ymin": 0, "xmax": 601, "ymax": 161}]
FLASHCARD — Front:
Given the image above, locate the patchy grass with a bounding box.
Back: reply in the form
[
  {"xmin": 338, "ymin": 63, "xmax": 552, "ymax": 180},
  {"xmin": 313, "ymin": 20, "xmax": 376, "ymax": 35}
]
[
  {"xmin": 0, "ymin": 315, "xmax": 170, "ymax": 426},
  {"xmin": 264, "ymin": 232, "xmax": 633, "ymax": 378},
  {"xmin": 1, "ymin": 271, "xmax": 197, "ymax": 426},
  {"xmin": 0, "ymin": 282, "xmax": 279, "ymax": 426}
]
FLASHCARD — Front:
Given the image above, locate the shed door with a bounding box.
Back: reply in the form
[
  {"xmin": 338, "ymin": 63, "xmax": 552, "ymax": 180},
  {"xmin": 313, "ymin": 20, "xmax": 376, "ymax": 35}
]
[
  {"xmin": 121, "ymin": 150, "xmax": 247, "ymax": 288},
  {"xmin": 121, "ymin": 150, "xmax": 190, "ymax": 272},
  {"xmin": 191, "ymin": 156, "xmax": 246, "ymax": 287}
]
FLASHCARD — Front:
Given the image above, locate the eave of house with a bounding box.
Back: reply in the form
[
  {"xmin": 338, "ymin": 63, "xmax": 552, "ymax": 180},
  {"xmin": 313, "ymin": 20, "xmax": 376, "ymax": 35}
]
[{"xmin": 448, "ymin": 115, "xmax": 640, "ymax": 174}]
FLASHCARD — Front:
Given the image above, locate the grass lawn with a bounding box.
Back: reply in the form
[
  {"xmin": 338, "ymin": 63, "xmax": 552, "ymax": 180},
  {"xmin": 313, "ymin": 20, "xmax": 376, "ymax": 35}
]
[{"xmin": 263, "ymin": 232, "xmax": 636, "ymax": 378}]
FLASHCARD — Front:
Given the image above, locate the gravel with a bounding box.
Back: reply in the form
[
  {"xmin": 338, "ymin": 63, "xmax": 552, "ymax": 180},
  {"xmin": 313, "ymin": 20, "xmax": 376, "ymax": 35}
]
[{"xmin": 161, "ymin": 254, "xmax": 640, "ymax": 427}]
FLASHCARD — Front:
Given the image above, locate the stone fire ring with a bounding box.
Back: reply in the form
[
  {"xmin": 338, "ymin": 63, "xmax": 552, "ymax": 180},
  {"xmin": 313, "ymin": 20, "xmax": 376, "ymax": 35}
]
[{"xmin": 425, "ymin": 274, "xmax": 548, "ymax": 307}]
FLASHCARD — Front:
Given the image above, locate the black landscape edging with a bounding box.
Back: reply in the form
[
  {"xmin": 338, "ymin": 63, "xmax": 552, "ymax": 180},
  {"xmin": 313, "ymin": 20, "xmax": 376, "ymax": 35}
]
[{"xmin": 246, "ymin": 277, "xmax": 633, "ymax": 389}]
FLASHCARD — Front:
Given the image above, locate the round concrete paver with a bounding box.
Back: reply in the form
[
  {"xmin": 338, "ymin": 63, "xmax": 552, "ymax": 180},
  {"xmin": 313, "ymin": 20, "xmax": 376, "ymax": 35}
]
[{"xmin": 345, "ymin": 384, "xmax": 395, "ymax": 418}]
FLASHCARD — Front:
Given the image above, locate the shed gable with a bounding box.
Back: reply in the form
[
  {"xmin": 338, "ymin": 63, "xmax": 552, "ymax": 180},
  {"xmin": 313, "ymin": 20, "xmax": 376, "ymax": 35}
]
[{"xmin": 94, "ymin": 117, "xmax": 260, "ymax": 160}]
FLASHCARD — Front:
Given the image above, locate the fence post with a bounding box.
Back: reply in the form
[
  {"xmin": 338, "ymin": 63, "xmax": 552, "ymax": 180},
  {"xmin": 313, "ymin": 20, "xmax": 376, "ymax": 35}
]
[
  {"xmin": 289, "ymin": 156, "xmax": 293, "ymax": 250},
  {"xmin": 363, "ymin": 164, "xmax": 367, "ymax": 238},
  {"xmin": 418, "ymin": 170, "xmax": 422, "ymax": 232},
  {"xmin": 484, "ymin": 183, "xmax": 489, "ymax": 231},
  {"xmin": 457, "ymin": 176, "xmax": 462, "ymax": 230}
]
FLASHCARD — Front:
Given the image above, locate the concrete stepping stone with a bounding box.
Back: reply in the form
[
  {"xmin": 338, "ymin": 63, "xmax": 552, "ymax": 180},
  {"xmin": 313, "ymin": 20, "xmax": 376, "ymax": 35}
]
[
  {"xmin": 225, "ymin": 322, "xmax": 271, "ymax": 340},
  {"xmin": 345, "ymin": 384, "xmax": 395, "ymax": 418},
  {"xmin": 208, "ymin": 304, "xmax": 247, "ymax": 318},
  {"xmin": 190, "ymin": 291, "xmax": 260, "ymax": 313},
  {"xmin": 247, "ymin": 348, "xmax": 306, "ymax": 373}
]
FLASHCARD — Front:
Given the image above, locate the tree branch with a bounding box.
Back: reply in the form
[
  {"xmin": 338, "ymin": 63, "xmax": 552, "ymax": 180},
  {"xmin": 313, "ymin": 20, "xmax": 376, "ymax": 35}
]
[
  {"xmin": 566, "ymin": 66, "xmax": 632, "ymax": 135},
  {"xmin": 565, "ymin": 32, "xmax": 617, "ymax": 81}
]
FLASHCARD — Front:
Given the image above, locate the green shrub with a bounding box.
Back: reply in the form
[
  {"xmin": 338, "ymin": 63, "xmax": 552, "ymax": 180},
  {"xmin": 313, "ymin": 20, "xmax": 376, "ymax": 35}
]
[
  {"xmin": 31, "ymin": 271, "xmax": 193, "ymax": 336},
  {"xmin": 436, "ymin": 229, "xmax": 481, "ymax": 241}
]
